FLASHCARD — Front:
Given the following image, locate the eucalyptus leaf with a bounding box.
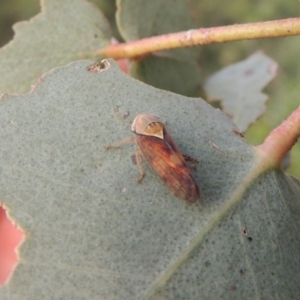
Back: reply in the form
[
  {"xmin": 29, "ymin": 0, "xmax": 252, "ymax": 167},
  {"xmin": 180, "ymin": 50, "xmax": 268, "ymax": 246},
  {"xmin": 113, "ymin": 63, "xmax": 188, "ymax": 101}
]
[
  {"xmin": 204, "ymin": 51, "xmax": 277, "ymax": 132},
  {"xmin": 116, "ymin": 0, "xmax": 202, "ymax": 96},
  {"xmin": 130, "ymin": 56, "xmax": 202, "ymax": 97},
  {"xmin": 0, "ymin": 60, "xmax": 299, "ymax": 299},
  {"xmin": 0, "ymin": 0, "xmax": 111, "ymax": 95}
]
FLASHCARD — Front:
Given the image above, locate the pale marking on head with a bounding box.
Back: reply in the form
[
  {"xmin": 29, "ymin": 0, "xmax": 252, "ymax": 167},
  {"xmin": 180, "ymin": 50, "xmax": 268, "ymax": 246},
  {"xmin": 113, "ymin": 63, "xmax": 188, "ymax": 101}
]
[{"xmin": 131, "ymin": 113, "xmax": 164, "ymax": 139}]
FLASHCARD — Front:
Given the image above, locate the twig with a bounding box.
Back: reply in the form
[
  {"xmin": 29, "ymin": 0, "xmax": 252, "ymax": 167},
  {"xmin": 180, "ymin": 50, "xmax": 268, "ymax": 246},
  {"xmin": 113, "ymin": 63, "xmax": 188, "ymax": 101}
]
[
  {"xmin": 97, "ymin": 18, "xmax": 300, "ymax": 59},
  {"xmin": 256, "ymin": 105, "xmax": 300, "ymax": 169}
]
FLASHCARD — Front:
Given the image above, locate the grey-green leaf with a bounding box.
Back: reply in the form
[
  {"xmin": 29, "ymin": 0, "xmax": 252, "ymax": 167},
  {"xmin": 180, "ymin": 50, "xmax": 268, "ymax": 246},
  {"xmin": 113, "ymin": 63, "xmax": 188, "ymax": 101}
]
[
  {"xmin": 116, "ymin": 0, "xmax": 202, "ymax": 96},
  {"xmin": 0, "ymin": 60, "xmax": 299, "ymax": 299},
  {"xmin": 130, "ymin": 56, "xmax": 202, "ymax": 97},
  {"xmin": 204, "ymin": 51, "xmax": 277, "ymax": 132},
  {"xmin": 0, "ymin": 0, "xmax": 111, "ymax": 95}
]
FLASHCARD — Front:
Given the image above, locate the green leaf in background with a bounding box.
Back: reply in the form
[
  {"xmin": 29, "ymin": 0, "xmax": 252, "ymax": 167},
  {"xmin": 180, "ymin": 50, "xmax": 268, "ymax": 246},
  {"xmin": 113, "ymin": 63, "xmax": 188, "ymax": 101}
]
[
  {"xmin": 116, "ymin": 0, "xmax": 202, "ymax": 96},
  {"xmin": 130, "ymin": 56, "xmax": 202, "ymax": 97},
  {"xmin": 204, "ymin": 51, "xmax": 278, "ymax": 133},
  {"xmin": 0, "ymin": 60, "xmax": 299, "ymax": 299},
  {"xmin": 91, "ymin": 0, "xmax": 122, "ymax": 41},
  {"xmin": 0, "ymin": 0, "xmax": 40, "ymax": 47},
  {"xmin": 0, "ymin": 0, "xmax": 111, "ymax": 95}
]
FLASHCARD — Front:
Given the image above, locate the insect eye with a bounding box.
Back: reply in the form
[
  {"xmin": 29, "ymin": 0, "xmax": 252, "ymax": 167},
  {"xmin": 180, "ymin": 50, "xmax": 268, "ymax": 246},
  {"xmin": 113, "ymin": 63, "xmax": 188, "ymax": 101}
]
[{"xmin": 131, "ymin": 123, "xmax": 135, "ymax": 132}]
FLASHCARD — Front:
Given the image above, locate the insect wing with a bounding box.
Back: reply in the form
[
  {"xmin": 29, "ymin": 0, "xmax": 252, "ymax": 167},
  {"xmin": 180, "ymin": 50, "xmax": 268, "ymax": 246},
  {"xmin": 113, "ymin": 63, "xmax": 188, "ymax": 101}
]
[{"xmin": 136, "ymin": 128, "xmax": 199, "ymax": 202}]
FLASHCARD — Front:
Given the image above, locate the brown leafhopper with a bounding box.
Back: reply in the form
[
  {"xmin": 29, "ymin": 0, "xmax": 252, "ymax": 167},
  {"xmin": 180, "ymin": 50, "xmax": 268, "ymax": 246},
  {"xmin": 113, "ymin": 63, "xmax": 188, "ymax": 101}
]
[{"xmin": 106, "ymin": 113, "xmax": 200, "ymax": 202}]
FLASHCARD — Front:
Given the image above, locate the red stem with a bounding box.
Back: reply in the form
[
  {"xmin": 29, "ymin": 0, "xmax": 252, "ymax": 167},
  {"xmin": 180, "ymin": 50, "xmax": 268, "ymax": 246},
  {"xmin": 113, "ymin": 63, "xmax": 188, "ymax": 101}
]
[
  {"xmin": 256, "ymin": 105, "xmax": 300, "ymax": 168},
  {"xmin": 98, "ymin": 18, "xmax": 300, "ymax": 59}
]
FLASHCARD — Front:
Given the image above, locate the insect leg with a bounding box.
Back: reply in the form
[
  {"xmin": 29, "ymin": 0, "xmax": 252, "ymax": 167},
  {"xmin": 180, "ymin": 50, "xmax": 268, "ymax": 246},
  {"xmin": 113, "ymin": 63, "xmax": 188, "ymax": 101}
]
[
  {"xmin": 135, "ymin": 149, "xmax": 145, "ymax": 183},
  {"xmin": 182, "ymin": 153, "xmax": 199, "ymax": 164},
  {"xmin": 105, "ymin": 137, "xmax": 136, "ymax": 150},
  {"xmin": 106, "ymin": 137, "xmax": 145, "ymax": 183}
]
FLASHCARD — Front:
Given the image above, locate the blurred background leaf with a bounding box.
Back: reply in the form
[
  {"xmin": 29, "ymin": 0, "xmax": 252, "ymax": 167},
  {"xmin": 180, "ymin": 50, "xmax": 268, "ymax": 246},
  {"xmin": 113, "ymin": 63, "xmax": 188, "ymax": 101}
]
[
  {"xmin": 204, "ymin": 52, "xmax": 277, "ymax": 133},
  {"xmin": 0, "ymin": 0, "xmax": 111, "ymax": 95},
  {"xmin": 0, "ymin": 0, "xmax": 40, "ymax": 47},
  {"xmin": 116, "ymin": 0, "xmax": 203, "ymax": 97}
]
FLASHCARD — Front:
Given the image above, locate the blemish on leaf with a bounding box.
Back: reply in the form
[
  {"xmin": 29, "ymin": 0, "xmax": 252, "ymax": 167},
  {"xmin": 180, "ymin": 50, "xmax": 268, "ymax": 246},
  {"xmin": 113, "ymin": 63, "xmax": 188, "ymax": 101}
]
[
  {"xmin": 131, "ymin": 154, "xmax": 137, "ymax": 165},
  {"xmin": 123, "ymin": 111, "xmax": 130, "ymax": 119},
  {"xmin": 209, "ymin": 140, "xmax": 219, "ymax": 149},
  {"xmin": 113, "ymin": 106, "xmax": 132, "ymax": 123},
  {"xmin": 232, "ymin": 129, "xmax": 244, "ymax": 138},
  {"xmin": 242, "ymin": 227, "xmax": 253, "ymax": 242},
  {"xmin": 204, "ymin": 260, "xmax": 211, "ymax": 267},
  {"xmin": 87, "ymin": 60, "xmax": 111, "ymax": 73}
]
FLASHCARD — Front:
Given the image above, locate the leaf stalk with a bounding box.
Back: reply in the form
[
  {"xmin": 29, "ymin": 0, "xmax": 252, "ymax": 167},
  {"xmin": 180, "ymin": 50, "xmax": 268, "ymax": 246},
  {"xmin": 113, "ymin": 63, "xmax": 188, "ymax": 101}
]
[{"xmin": 256, "ymin": 105, "xmax": 300, "ymax": 169}]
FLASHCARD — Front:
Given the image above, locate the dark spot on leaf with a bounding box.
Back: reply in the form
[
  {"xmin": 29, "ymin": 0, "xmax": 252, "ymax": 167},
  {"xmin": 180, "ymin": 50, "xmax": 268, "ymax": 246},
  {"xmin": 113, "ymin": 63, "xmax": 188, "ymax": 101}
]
[
  {"xmin": 232, "ymin": 129, "xmax": 244, "ymax": 138},
  {"xmin": 204, "ymin": 260, "xmax": 211, "ymax": 267},
  {"xmin": 131, "ymin": 154, "xmax": 137, "ymax": 165},
  {"xmin": 242, "ymin": 227, "xmax": 253, "ymax": 242}
]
